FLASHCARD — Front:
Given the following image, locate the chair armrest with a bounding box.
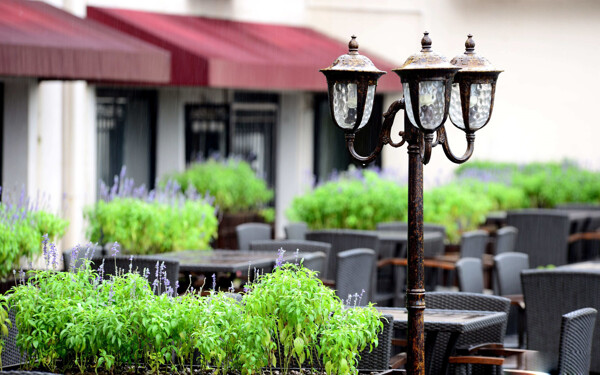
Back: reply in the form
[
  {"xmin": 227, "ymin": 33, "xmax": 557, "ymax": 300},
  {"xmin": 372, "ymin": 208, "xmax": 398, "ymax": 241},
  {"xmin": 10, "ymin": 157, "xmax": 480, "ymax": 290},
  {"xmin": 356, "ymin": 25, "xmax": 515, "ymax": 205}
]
[
  {"xmin": 448, "ymin": 355, "xmax": 504, "ymax": 366},
  {"xmin": 390, "ymin": 352, "xmax": 407, "ymax": 369}
]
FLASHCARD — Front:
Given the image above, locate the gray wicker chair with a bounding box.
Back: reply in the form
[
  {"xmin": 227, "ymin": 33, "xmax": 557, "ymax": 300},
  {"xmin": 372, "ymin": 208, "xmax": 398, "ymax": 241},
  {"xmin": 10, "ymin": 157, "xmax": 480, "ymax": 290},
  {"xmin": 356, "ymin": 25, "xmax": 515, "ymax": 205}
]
[
  {"xmin": 296, "ymin": 251, "xmax": 327, "ymax": 275},
  {"xmin": 357, "ymin": 314, "xmax": 393, "ymax": 371},
  {"xmin": 459, "ymin": 230, "xmax": 489, "ymax": 259},
  {"xmin": 377, "ymin": 221, "xmax": 447, "ymax": 238},
  {"xmin": 494, "ymin": 226, "xmax": 518, "ymax": 255},
  {"xmin": 521, "ymin": 269, "xmax": 600, "ymax": 373},
  {"xmin": 506, "ymin": 209, "xmax": 571, "ymax": 268},
  {"xmin": 494, "ymin": 252, "xmax": 529, "ymax": 348},
  {"xmin": 284, "ymin": 222, "xmax": 308, "ymax": 240},
  {"xmin": 455, "ymin": 257, "xmax": 484, "ymax": 294},
  {"xmin": 90, "ymin": 256, "xmax": 180, "ymax": 296},
  {"xmin": 426, "ymin": 292, "xmax": 510, "ymax": 375},
  {"xmin": 235, "ymin": 222, "xmax": 271, "ymax": 250},
  {"xmin": 305, "ymin": 229, "xmax": 384, "ymax": 303},
  {"xmin": 1, "ymin": 309, "xmax": 26, "ymax": 370},
  {"xmin": 336, "ymin": 248, "xmax": 376, "ymax": 306}
]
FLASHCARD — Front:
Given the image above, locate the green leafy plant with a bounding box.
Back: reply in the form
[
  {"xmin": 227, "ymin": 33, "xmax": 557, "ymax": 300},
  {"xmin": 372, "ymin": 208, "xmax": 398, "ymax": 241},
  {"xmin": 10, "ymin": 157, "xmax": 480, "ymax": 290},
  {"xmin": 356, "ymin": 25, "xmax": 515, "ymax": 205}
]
[
  {"xmin": 287, "ymin": 169, "xmax": 409, "ymax": 230},
  {"xmin": 0, "ymin": 190, "xmax": 68, "ymax": 278},
  {"xmin": 165, "ymin": 159, "xmax": 274, "ymax": 219},
  {"xmin": 85, "ymin": 170, "xmax": 218, "ymax": 254},
  {"xmin": 5, "ymin": 242, "xmax": 383, "ymax": 375}
]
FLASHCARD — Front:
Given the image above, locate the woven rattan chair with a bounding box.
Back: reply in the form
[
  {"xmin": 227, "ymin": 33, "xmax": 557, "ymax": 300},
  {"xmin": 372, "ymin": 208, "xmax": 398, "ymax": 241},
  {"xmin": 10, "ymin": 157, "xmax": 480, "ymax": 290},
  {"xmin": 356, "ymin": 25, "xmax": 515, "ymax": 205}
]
[
  {"xmin": 357, "ymin": 314, "xmax": 393, "ymax": 371},
  {"xmin": 457, "ymin": 307, "xmax": 597, "ymax": 375},
  {"xmin": 425, "ymin": 292, "xmax": 510, "ymax": 375},
  {"xmin": 305, "ymin": 229, "xmax": 383, "ymax": 303},
  {"xmin": 459, "ymin": 230, "xmax": 489, "ymax": 259},
  {"xmin": 284, "ymin": 222, "xmax": 308, "ymax": 240},
  {"xmin": 1, "ymin": 309, "xmax": 26, "ymax": 370},
  {"xmin": 455, "ymin": 257, "xmax": 484, "ymax": 293},
  {"xmin": 235, "ymin": 222, "xmax": 271, "ymax": 250},
  {"xmin": 90, "ymin": 256, "xmax": 180, "ymax": 295},
  {"xmin": 336, "ymin": 248, "xmax": 376, "ymax": 306},
  {"xmin": 506, "ymin": 209, "xmax": 571, "ymax": 268},
  {"xmin": 521, "ymin": 269, "xmax": 600, "ymax": 373},
  {"xmin": 494, "ymin": 226, "xmax": 518, "ymax": 255}
]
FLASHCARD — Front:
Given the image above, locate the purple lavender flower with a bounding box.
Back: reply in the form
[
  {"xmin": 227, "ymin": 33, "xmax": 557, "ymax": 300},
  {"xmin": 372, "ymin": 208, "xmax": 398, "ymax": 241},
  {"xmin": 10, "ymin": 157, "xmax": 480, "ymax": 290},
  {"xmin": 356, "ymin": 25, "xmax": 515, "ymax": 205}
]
[
  {"xmin": 228, "ymin": 282, "xmax": 235, "ymax": 293},
  {"xmin": 110, "ymin": 242, "xmax": 120, "ymax": 257},
  {"xmin": 128, "ymin": 255, "xmax": 134, "ymax": 273},
  {"xmin": 42, "ymin": 234, "xmax": 50, "ymax": 267},
  {"xmin": 143, "ymin": 267, "xmax": 150, "ymax": 280},
  {"xmin": 212, "ymin": 273, "xmax": 217, "ymax": 290},
  {"xmin": 107, "ymin": 284, "xmax": 115, "ymax": 305},
  {"xmin": 19, "ymin": 268, "xmax": 25, "ymax": 284},
  {"xmin": 275, "ymin": 248, "xmax": 285, "ymax": 268},
  {"xmin": 71, "ymin": 244, "xmax": 81, "ymax": 272}
]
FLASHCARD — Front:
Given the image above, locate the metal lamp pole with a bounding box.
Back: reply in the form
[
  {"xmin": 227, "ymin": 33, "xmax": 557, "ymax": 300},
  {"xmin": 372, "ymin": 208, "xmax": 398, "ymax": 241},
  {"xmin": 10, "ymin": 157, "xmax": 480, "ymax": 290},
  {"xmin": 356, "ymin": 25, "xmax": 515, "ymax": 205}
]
[{"xmin": 321, "ymin": 33, "xmax": 502, "ymax": 374}]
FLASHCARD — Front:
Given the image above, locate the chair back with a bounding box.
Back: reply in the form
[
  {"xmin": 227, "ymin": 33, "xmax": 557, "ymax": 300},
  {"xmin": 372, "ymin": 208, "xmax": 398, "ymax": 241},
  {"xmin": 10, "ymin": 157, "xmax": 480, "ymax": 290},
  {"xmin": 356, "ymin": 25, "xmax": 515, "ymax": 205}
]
[
  {"xmin": 493, "ymin": 252, "xmax": 529, "ymax": 295},
  {"xmin": 91, "ymin": 256, "xmax": 180, "ymax": 296},
  {"xmin": 284, "ymin": 222, "xmax": 308, "ymax": 240},
  {"xmin": 558, "ymin": 307, "xmax": 597, "ymax": 375},
  {"xmin": 305, "ymin": 229, "xmax": 380, "ymax": 281},
  {"xmin": 235, "ymin": 222, "xmax": 271, "ymax": 250},
  {"xmin": 507, "ymin": 209, "xmax": 570, "ymax": 267},
  {"xmin": 521, "ymin": 269, "xmax": 600, "ymax": 373},
  {"xmin": 425, "ymin": 291, "xmax": 510, "ymax": 375},
  {"xmin": 1, "ymin": 309, "xmax": 27, "ymax": 369},
  {"xmin": 335, "ymin": 248, "xmax": 375, "ymax": 306},
  {"xmin": 455, "ymin": 257, "xmax": 484, "ymax": 293},
  {"xmin": 297, "ymin": 251, "xmax": 327, "ymax": 275},
  {"xmin": 494, "ymin": 226, "xmax": 518, "ymax": 255},
  {"xmin": 459, "ymin": 230, "xmax": 489, "ymax": 259}
]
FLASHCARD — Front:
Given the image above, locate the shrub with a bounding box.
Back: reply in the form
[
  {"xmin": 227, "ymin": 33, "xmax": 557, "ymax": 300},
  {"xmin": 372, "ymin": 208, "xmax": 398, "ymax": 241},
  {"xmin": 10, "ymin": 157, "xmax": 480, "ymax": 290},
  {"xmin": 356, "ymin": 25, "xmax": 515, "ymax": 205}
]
[
  {"xmin": 287, "ymin": 169, "xmax": 408, "ymax": 230},
  {"xmin": 456, "ymin": 159, "xmax": 600, "ymax": 208},
  {"xmin": 6, "ymin": 243, "xmax": 382, "ymax": 375},
  {"xmin": 0, "ymin": 189, "xmax": 68, "ymax": 278},
  {"xmin": 165, "ymin": 159, "xmax": 274, "ymax": 219},
  {"xmin": 85, "ymin": 170, "xmax": 218, "ymax": 254}
]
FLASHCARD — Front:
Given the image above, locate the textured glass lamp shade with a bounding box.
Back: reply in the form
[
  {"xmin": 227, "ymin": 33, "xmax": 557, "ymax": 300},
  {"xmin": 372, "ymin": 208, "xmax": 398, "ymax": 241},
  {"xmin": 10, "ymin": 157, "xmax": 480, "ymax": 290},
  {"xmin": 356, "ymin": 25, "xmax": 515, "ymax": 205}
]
[
  {"xmin": 404, "ymin": 81, "xmax": 446, "ymax": 131},
  {"xmin": 449, "ymin": 83, "xmax": 492, "ymax": 131},
  {"xmin": 333, "ymin": 83, "xmax": 376, "ymax": 130}
]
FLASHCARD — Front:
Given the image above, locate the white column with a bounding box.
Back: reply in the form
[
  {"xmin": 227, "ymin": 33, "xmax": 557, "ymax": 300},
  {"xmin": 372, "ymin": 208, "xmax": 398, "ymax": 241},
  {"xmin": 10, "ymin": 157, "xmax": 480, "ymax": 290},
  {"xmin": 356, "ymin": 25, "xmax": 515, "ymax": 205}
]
[
  {"xmin": 62, "ymin": 81, "xmax": 95, "ymax": 248},
  {"xmin": 276, "ymin": 92, "xmax": 314, "ymax": 238},
  {"xmin": 36, "ymin": 81, "xmax": 64, "ymax": 213}
]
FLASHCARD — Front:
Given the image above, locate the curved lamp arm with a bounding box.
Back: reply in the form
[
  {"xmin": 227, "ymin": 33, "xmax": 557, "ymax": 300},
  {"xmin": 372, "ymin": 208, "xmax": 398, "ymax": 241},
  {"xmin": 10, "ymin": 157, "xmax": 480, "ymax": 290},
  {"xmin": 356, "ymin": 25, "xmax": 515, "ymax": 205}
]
[
  {"xmin": 345, "ymin": 99, "xmax": 406, "ymax": 163},
  {"xmin": 436, "ymin": 126, "xmax": 475, "ymax": 164}
]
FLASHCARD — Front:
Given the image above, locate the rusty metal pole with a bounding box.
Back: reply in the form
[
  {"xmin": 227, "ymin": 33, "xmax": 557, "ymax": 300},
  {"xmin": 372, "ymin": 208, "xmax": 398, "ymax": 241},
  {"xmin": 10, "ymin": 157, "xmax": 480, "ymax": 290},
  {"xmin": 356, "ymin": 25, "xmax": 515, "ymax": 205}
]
[{"xmin": 405, "ymin": 116, "xmax": 425, "ymax": 375}]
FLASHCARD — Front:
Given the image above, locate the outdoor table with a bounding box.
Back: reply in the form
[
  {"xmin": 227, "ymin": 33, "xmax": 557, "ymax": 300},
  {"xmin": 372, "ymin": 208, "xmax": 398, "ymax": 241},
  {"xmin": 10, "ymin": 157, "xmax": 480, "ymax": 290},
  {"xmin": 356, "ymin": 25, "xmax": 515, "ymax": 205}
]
[
  {"xmin": 377, "ymin": 307, "xmax": 507, "ymax": 375},
  {"xmin": 557, "ymin": 260, "xmax": 600, "ymax": 271},
  {"xmin": 377, "ymin": 231, "xmax": 445, "ymax": 258},
  {"xmin": 146, "ymin": 249, "xmax": 305, "ymax": 275}
]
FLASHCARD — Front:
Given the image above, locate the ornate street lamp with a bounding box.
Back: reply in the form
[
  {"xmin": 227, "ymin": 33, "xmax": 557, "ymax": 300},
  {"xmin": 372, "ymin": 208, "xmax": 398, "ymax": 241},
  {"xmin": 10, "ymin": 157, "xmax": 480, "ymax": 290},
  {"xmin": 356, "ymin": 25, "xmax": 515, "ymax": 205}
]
[{"xmin": 321, "ymin": 33, "xmax": 502, "ymax": 375}]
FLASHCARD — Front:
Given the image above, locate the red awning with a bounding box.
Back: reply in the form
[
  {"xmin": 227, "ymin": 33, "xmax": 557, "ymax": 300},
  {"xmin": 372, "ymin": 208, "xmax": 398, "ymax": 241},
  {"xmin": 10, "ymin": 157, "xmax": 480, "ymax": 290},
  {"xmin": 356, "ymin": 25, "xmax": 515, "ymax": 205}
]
[
  {"xmin": 0, "ymin": 0, "xmax": 170, "ymax": 83},
  {"xmin": 87, "ymin": 7, "xmax": 401, "ymax": 92}
]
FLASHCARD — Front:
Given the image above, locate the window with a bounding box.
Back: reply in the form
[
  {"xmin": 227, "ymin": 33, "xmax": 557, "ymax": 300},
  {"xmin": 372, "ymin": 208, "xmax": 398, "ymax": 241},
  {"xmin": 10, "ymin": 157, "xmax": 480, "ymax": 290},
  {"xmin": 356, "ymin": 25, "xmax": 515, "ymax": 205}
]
[
  {"xmin": 185, "ymin": 104, "xmax": 229, "ymax": 163},
  {"xmin": 313, "ymin": 93, "xmax": 383, "ymax": 182},
  {"xmin": 96, "ymin": 89, "xmax": 157, "ymax": 191}
]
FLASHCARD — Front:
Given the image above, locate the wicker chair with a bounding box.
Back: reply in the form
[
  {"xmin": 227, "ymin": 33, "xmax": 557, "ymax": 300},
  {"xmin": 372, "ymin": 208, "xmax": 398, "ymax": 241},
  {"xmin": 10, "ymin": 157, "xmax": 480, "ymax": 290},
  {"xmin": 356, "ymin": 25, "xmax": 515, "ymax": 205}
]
[
  {"xmin": 377, "ymin": 221, "xmax": 447, "ymax": 238},
  {"xmin": 336, "ymin": 248, "xmax": 376, "ymax": 306},
  {"xmin": 455, "ymin": 258, "xmax": 484, "ymax": 293},
  {"xmin": 506, "ymin": 209, "xmax": 571, "ymax": 268},
  {"xmin": 459, "ymin": 230, "xmax": 489, "ymax": 259},
  {"xmin": 357, "ymin": 314, "xmax": 393, "ymax": 372},
  {"xmin": 284, "ymin": 222, "xmax": 308, "ymax": 240},
  {"xmin": 521, "ymin": 269, "xmax": 600, "ymax": 373},
  {"xmin": 235, "ymin": 222, "xmax": 271, "ymax": 250},
  {"xmin": 90, "ymin": 256, "xmax": 180, "ymax": 295},
  {"xmin": 1, "ymin": 309, "xmax": 26, "ymax": 370},
  {"xmin": 494, "ymin": 226, "xmax": 518, "ymax": 255},
  {"xmin": 305, "ymin": 230, "xmax": 384, "ymax": 303},
  {"xmin": 457, "ymin": 307, "xmax": 597, "ymax": 375}
]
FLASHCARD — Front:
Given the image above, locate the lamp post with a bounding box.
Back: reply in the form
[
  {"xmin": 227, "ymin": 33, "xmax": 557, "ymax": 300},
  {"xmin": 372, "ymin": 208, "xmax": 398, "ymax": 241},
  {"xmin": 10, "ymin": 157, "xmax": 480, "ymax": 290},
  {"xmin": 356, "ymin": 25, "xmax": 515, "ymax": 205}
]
[{"xmin": 321, "ymin": 32, "xmax": 502, "ymax": 375}]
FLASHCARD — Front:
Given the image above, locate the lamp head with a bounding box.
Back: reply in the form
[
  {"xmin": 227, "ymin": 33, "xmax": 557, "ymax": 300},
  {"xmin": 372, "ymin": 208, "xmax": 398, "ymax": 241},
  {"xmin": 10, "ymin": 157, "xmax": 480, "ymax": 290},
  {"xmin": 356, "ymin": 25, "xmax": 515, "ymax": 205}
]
[
  {"xmin": 393, "ymin": 32, "xmax": 460, "ymax": 133},
  {"xmin": 321, "ymin": 36, "xmax": 386, "ymax": 133},
  {"xmin": 449, "ymin": 34, "xmax": 503, "ymax": 133}
]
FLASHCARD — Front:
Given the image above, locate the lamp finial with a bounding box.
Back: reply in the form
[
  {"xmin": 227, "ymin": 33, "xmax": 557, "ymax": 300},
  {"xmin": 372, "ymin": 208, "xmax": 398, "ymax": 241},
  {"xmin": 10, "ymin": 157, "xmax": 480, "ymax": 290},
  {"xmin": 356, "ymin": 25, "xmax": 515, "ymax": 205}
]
[
  {"xmin": 348, "ymin": 35, "xmax": 359, "ymax": 55},
  {"xmin": 465, "ymin": 34, "xmax": 475, "ymax": 54},
  {"xmin": 421, "ymin": 31, "xmax": 432, "ymax": 52}
]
